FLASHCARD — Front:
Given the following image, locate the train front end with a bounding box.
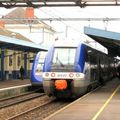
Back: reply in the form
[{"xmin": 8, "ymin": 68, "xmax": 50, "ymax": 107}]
[
  {"xmin": 43, "ymin": 42, "xmax": 86, "ymax": 98},
  {"xmin": 31, "ymin": 51, "xmax": 46, "ymax": 86}
]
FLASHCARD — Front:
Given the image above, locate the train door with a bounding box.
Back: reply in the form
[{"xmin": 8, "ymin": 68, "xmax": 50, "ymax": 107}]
[
  {"xmin": 88, "ymin": 49, "xmax": 98, "ymax": 83},
  {"xmin": 98, "ymin": 56, "xmax": 103, "ymax": 85},
  {"xmin": 96, "ymin": 54, "xmax": 100, "ymax": 83},
  {"xmin": 99, "ymin": 55, "xmax": 106, "ymax": 85}
]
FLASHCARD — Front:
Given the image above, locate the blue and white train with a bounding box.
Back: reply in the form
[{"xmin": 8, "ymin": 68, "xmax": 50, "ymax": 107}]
[
  {"xmin": 42, "ymin": 40, "xmax": 117, "ymax": 98},
  {"xmin": 31, "ymin": 51, "xmax": 47, "ymax": 86}
]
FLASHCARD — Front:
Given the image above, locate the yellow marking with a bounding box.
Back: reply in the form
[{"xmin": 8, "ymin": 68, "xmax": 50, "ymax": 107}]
[{"xmin": 92, "ymin": 84, "xmax": 120, "ymax": 120}]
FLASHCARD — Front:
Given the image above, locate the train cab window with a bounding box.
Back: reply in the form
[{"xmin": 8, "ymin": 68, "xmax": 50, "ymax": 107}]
[
  {"xmin": 52, "ymin": 47, "xmax": 76, "ymax": 66},
  {"xmin": 35, "ymin": 52, "xmax": 46, "ymax": 73}
]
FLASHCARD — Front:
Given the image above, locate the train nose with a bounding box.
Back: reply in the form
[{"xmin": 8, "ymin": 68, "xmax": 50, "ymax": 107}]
[{"xmin": 55, "ymin": 80, "xmax": 67, "ymax": 90}]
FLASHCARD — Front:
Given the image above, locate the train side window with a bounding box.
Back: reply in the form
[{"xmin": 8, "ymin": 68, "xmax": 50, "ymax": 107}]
[
  {"xmin": 87, "ymin": 48, "xmax": 92, "ymax": 63},
  {"xmin": 88, "ymin": 50, "xmax": 97, "ymax": 81}
]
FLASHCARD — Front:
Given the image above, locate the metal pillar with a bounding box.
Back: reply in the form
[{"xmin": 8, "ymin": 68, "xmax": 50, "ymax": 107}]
[
  {"xmin": 24, "ymin": 53, "xmax": 27, "ymax": 78},
  {"xmin": 1, "ymin": 49, "xmax": 4, "ymax": 80}
]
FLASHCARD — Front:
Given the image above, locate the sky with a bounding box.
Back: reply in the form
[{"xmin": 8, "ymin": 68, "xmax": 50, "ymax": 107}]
[
  {"xmin": 1, "ymin": 6, "xmax": 120, "ymax": 52},
  {"xmin": 1, "ymin": 6, "xmax": 120, "ymax": 34},
  {"xmin": 34, "ymin": 6, "xmax": 120, "ymax": 43},
  {"xmin": 35, "ymin": 6, "xmax": 120, "ymax": 52}
]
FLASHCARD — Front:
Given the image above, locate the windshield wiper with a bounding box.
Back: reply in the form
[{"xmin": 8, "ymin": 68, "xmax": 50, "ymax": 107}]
[{"xmin": 56, "ymin": 56, "xmax": 64, "ymax": 67}]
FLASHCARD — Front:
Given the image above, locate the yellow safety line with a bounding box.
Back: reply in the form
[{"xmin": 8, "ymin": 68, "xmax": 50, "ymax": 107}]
[
  {"xmin": 92, "ymin": 84, "xmax": 120, "ymax": 120},
  {"xmin": 44, "ymin": 87, "xmax": 100, "ymax": 120}
]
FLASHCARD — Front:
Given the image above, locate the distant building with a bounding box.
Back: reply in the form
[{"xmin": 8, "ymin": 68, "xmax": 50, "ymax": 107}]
[
  {"xmin": 1, "ymin": 7, "xmax": 55, "ymax": 45},
  {"xmin": 0, "ymin": 28, "xmax": 36, "ymax": 80},
  {"xmin": 0, "ymin": 7, "xmax": 55, "ymax": 80}
]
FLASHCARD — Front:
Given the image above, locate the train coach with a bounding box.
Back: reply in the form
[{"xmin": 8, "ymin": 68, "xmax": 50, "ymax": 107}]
[
  {"xmin": 31, "ymin": 51, "xmax": 47, "ymax": 86},
  {"xmin": 42, "ymin": 40, "xmax": 117, "ymax": 98}
]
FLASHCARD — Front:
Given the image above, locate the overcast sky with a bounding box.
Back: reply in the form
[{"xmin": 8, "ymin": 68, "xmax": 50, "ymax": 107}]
[
  {"xmin": 1, "ymin": 6, "xmax": 120, "ymax": 34},
  {"xmin": 0, "ymin": 6, "xmax": 120, "ymax": 52}
]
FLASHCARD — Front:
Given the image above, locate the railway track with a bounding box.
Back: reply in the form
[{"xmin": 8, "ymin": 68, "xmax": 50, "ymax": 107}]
[
  {"xmin": 0, "ymin": 90, "xmax": 45, "ymax": 109},
  {"xmin": 7, "ymin": 99, "xmax": 71, "ymax": 120}
]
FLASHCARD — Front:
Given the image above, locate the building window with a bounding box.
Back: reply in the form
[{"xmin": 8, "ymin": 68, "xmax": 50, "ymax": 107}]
[
  {"xmin": 9, "ymin": 55, "xmax": 12, "ymax": 66},
  {"xmin": 17, "ymin": 56, "xmax": 20, "ymax": 66}
]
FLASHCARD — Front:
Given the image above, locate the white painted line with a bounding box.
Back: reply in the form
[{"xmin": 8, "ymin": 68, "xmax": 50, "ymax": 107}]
[{"xmin": 0, "ymin": 84, "xmax": 31, "ymax": 92}]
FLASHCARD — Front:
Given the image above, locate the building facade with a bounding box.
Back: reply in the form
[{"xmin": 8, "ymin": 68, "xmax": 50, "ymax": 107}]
[{"xmin": 0, "ymin": 8, "xmax": 55, "ymax": 80}]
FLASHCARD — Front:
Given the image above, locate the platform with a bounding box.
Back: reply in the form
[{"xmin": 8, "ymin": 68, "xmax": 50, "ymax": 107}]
[
  {"xmin": 0, "ymin": 79, "xmax": 32, "ymax": 98},
  {"xmin": 0, "ymin": 79, "xmax": 31, "ymax": 89},
  {"xmin": 45, "ymin": 78, "xmax": 120, "ymax": 120}
]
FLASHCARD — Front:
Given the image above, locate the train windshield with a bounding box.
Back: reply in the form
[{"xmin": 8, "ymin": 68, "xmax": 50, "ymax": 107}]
[
  {"xmin": 35, "ymin": 52, "xmax": 47, "ymax": 74},
  {"xmin": 52, "ymin": 47, "xmax": 76, "ymax": 66}
]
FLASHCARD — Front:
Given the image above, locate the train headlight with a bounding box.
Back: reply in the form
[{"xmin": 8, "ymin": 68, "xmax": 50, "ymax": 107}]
[
  {"xmin": 76, "ymin": 73, "xmax": 80, "ymax": 77},
  {"xmin": 51, "ymin": 72, "xmax": 55, "ymax": 77},
  {"xmin": 45, "ymin": 73, "xmax": 49, "ymax": 77}
]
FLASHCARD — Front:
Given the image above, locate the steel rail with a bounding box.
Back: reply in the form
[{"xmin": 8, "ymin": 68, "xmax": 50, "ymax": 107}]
[
  {"xmin": 7, "ymin": 98, "xmax": 56, "ymax": 120},
  {"xmin": 0, "ymin": 91, "xmax": 45, "ymax": 109}
]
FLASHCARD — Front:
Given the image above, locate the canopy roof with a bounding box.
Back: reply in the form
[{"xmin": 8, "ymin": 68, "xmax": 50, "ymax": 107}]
[
  {"xmin": 84, "ymin": 27, "xmax": 120, "ymax": 57},
  {"xmin": 0, "ymin": 0, "xmax": 120, "ymax": 8},
  {"xmin": 0, "ymin": 35, "xmax": 47, "ymax": 53}
]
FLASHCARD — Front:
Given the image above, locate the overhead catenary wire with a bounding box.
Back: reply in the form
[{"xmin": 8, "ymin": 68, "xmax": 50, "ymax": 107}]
[
  {"xmin": 1, "ymin": 17, "xmax": 120, "ymax": 21},
  {"xmin": 37, "ymin": 8, "xmax": 84, "ymax": 35}
]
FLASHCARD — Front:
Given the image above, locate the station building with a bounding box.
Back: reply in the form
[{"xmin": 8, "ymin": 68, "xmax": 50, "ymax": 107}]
[
  {"xmin": 2, "ymin": 7, "xmax": 55, "ymax": 45},
  {"xmin": 0, "ymin": 28, "xmax": 38, "ymax": 81},
  {"xmin": 0, "ymin": 8, "xmax": 55, "ymax": 81}
]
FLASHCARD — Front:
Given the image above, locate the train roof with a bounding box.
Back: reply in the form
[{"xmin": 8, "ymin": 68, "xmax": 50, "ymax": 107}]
[
  {"xmin": 53, "ymin": 40, "xmax": 110, "ymax": 56},
  {"xmin": 53, "ymin": 40, "xmax": 102, "ymax": 51},
  {"xmin": 53, "ymin": 40, "xmax": 83, "ymax": 47}
]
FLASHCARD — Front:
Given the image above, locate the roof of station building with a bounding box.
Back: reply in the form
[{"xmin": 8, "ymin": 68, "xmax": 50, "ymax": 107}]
[
  {"xmin": 1, "ymin": 8, "xmax": 39, "ymax": 24},
  {"xmin": 1, "ymin": 8, "xmax": 55, "ymax": 33},
  {"xmin": 0, "ymin": 28, "xmax": 32, "ymax": 42},
  {"xmin": 0, "ymin": 34, "xmax": 47, "ymax": 52}
]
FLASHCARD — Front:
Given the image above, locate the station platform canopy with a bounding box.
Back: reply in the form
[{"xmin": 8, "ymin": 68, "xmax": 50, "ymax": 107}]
[
  {"xmin": 0, "ymin": 35, "xmax": 47, "ymax": 52},
  {"xmin": 84, "ymin": 27, "xmax": 120, "ymax": 57}
]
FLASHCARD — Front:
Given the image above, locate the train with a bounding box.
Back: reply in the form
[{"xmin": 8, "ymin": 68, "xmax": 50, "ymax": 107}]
[
  {"xmin": 42, "ymin": 40, "xmax": 118, "ymax": 98},
  {"xmin": 31, "ymin": 51, "xmax": 47, "ymax": 86}
]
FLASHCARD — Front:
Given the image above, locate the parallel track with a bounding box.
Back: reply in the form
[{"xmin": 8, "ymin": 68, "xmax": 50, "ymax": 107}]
[
  {"xmin": 7, "ymin": 99, "xmax": 71, "ymax": 120},
  {"xmin": 0, "ymin": 90, "xmax": 45, "ymax": 109}
]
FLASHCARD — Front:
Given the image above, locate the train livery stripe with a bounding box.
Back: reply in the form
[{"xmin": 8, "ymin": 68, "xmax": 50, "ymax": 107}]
[
  {"xmin": 43, "ymin": 72, "xmax": 85, "ymax": 79},
  {"xmin": 92, "ymin": 84, "xmax": 120, "ymax": 120}
]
